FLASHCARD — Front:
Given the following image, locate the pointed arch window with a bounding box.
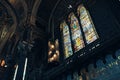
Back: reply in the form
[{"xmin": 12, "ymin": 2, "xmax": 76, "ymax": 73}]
[
  {"xmin": 59, "ymin": 4, "xmax": 99, "ymax": 59},
  {"xmin": 60, "ymin": 21, "xmax": 73, "ymax": 59},
  {"xmin": 77, "ymin": 5, "xmax": 99, "ymax": 44},
  {"xmin": 68, "ymin": 13, "xmax": 85, "ymax": 52}
]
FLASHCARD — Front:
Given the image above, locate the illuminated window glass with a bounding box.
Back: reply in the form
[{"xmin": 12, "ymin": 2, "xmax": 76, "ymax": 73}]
[
  {"xmin": 77, "ymin": 5, "xmax": 99, "ymax": 44},
  {"xmin": 60, "ymin": 21, "xmax": 73, "ymax": 59},
  {"xmin": 55, "ymin": 39, "xmax": 60, "ymax": 61},
  {"xmin": 69, "ymin": 13, "xmax": 85, "ymax": 52}
]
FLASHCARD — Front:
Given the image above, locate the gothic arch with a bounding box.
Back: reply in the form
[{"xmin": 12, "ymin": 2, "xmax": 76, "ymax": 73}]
[
  {"xmin": 0, "ymin": 0, "xmax": 18, "ymax": 54},
  {"xmin": 30, "ymin": 0, "xmax": 42, "ymax": 25}
]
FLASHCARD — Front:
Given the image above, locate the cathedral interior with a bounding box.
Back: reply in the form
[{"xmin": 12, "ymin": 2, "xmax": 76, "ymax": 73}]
[{"xmin": 0, "ymin": 0, "xmax": 120, "ymax": 80}]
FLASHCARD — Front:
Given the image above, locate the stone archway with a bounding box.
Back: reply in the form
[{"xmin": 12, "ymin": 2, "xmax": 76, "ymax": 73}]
[
  {"xmin": 30, "ymin": 0, "xmax": 42, "ymax": 25},
  {"xmin": 0, "ymin": 0, "xmax": 18, "ymax": 54}
]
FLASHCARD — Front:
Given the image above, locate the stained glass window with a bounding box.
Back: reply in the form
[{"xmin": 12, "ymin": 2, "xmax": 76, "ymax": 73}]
[
  {"xmin": 60, "ymin": 21, "xmax": 73, "ymax": 58},
  {"xmin": 77, "ymin": 5, "xmax": 99, "ymax": 44},
  {"xmin": 69, "ymin": 13, "xmax": 85, "ymax": 52}
]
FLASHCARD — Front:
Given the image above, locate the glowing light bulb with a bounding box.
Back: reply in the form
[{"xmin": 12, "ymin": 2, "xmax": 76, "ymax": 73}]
[
  {"xmin": 56, "ymin": 50, "xmax": 59, "ymax": 56},
  {"xmin": 68, "ymin": 5, "xmax": 72, "ymax": 9},
  {"xmin": 1, "ymin": 60, "xmax": 5, "ymax": 67},
  {"xmin": 48, "ymin": 51, "xmax": 52, "ymax": 55},
  {"xmin": 53, "ymin": 54, "xmax": 57, "ymax": 58},
  {"xmin": 51, "ymin": 57, "xmax": 54, "ymax": 61},
  {"xmin": 4, "ymin": 65, "xmax": 7, "ymax": 67},
  {"xmin": 51, "ymin": 45, "xmax": 55, "ymax": 49},
  {"xmin": 56, "ymin": 50, "xmax": 59, "ymax": 53}
]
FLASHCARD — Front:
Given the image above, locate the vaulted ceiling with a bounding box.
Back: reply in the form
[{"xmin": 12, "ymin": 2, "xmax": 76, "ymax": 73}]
[
  {"xmin": 6, "ymin": 0, "xmax": 94, "ymax": 32},
  {"xmin": 36, "ymin": 0, "xmax": 94, "ymax": 32},
  {"xmin": 2, "ymin": 0, "xmax": 97, "ymax": 32},
  {"xmin": 36, "ymin": 0, "xmax": 79, "ymax": 31}
]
